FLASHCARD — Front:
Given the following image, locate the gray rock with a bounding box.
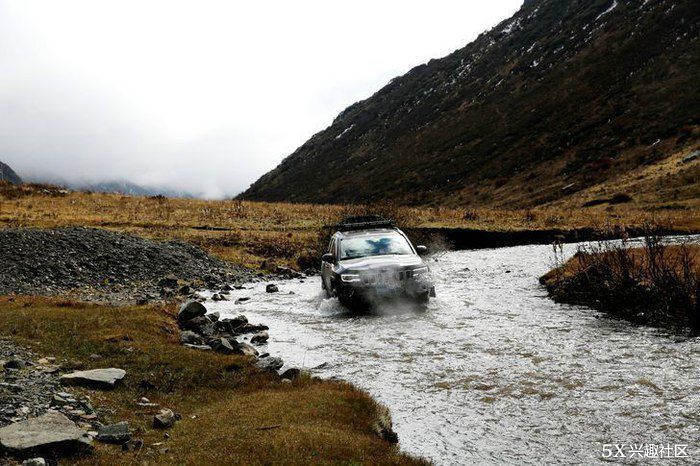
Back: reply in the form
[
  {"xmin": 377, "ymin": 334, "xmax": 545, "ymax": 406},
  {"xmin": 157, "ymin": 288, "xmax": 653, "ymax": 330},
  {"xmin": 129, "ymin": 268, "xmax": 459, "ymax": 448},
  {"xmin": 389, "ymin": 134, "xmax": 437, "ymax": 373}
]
[
  {"xmin": 234, "ymin": 297, "xmax": 250, "ymax": 304},
  {"xmin": 96, "ymin": 421, "xmax": 131, "ymax": 444},
  {"xmin": 211, "ymin": 293, "xmax": 224, "ymax": 301},
  {"xmin": 183, "ymin": 343, "xmax": 212, "ymax": 351},
  {"xmin": 60, "ymin": 368, "xmax": 126, "ymax": 389},
  {"xmin": 215, "ymin": 315, "xmax": 248, "ymax": 333},
  {"xmin": 255, "ymin": 357, "xmax": 283, "ymax": 373},
  {"xmin": 210, "ymin": 337, "xmax": 258, "ymax": 357},
  {"xmin": 209, "ymin": 337, "xmax": 236, "ymax": 355},
  {"xmin": 682, "ymin": 150, "xmax": 700, "ymax": 163},
  {"xmin": 121, "ymin": 438, "xmax": 143, "ymax": 452},
  {"xmin": 236, "ymin": 323, "xmax": 269, "ymax": 335},
  {"xmin": 206, "ymin": 311, "xmax": 220, "ymax": 322},
  {"xmin": 266, "ymin": 284, "xmax": 279, "ymax": 293},
  {"xmin": 280, "ymin": 368, "xmax": 302, "ymax": 380},
  {"xmin": 4, "ymin": 358, "xmax": 27, "ymax": 369},
  {"xmin": 182, "ymin": 316, "xmax": 215, "ymax": 337},
  {"xmin": 0, "ymin": 411, "xmax": 92, "ymax": 456},
  {"xmin": 250, "ymin": 331, "xmax": 269, "ymax": 345},
  {"xmin": 51, "ymin": 395, "xmax": 69, "ymax": 407},
  {"xmin": 22, "ymin": 458, "xmax": 46, "ymax": 466},
  {"xmin": 179, "ymin": 330, "xmax": 205, "ymax": 345},
  {"xmin": 153, "ymin": 409, "xmax": 176, "ymax": 429},
  {"xmin": 159, "ymin": 274, "xmax": 179, "ymax": 288},
  {"xmin": 177, "ymin": 301, "xmax": 207, "ymax": 323},
  {"xmin": 235, "ymin": 341, "xmax": 259, "ymax": 357}
]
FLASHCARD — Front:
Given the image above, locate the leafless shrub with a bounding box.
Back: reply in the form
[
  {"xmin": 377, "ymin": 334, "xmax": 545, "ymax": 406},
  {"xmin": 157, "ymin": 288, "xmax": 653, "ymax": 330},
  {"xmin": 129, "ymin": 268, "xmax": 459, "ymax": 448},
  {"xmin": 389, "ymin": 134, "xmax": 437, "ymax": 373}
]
[
  {"xmin": 463, "ymin": 209, "xmax": 478, "ymax": 221},
  {"xmin": 547, "ymin": 224, "xmax": 699, "ymax": 329}
]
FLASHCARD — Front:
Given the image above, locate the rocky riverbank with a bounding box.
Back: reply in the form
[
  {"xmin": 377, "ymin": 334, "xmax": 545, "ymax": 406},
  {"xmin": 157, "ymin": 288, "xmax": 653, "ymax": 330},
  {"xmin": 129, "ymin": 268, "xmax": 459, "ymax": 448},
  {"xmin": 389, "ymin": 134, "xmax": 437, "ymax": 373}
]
[
  {"xmin": 0, "ymin": 227, "xmax": 253, "ymax": 304},
  {"xmin": 0, "ymin": 295, "xmax": 412, "ymax": 465},
  {"xmin": 1, "ymin": 339, "xmax": 142, "ymax": 463}
]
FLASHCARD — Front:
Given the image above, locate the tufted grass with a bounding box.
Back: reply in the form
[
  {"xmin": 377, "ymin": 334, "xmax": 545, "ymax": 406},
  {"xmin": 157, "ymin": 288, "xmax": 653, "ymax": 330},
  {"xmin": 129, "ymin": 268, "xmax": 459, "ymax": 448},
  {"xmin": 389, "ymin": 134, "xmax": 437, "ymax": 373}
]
[
  {"xmin": 0, "ymin": 296, "xmax": 424, "ymax": 465},
  {"xmin": 1, "ymin": 184, "xmax": 697, "ymax": 271}
]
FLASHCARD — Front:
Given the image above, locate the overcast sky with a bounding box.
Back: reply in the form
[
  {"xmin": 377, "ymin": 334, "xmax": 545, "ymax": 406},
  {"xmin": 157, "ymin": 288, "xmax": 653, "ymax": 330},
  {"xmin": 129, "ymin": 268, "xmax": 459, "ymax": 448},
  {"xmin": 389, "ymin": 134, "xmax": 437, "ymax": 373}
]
[{"xmin": 0, "ymin": 0, "xmax": 521, "ymax": 198}]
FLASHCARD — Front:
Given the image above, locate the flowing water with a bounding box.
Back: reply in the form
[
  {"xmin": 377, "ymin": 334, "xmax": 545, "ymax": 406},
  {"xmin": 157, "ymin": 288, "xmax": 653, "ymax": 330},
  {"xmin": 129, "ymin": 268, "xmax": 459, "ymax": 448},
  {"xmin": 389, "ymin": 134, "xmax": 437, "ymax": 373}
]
[{"xmin": 205, "ymin": 241, "xmax": 700, "ymax": 465}]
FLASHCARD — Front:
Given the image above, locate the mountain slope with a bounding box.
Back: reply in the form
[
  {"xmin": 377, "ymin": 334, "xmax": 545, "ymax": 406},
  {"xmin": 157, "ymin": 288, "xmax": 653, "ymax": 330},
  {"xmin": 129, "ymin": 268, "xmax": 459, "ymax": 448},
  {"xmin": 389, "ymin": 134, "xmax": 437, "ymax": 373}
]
[
  {"xmin": 0, "ymin": 161, "xmax": 22, "ymax": 185},
  {"xmin": 240, "ymin": 0, "xmax": 700, "ymax": 208},
  {"xmin": 70, "ymin": 180, "xmax": 194, "ymax": 198}
]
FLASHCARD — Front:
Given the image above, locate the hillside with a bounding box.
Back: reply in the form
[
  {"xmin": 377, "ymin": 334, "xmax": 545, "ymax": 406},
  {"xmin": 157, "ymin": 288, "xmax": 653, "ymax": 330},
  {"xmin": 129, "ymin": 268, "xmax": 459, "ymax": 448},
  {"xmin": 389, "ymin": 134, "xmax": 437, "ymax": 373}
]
[
  {"xmin": 240, "ymin": 0, "xmax": 700, "ymax": 209},
  {"xmin": 0, "ymin": 161, "xmax": 22, "ymax": 185}
]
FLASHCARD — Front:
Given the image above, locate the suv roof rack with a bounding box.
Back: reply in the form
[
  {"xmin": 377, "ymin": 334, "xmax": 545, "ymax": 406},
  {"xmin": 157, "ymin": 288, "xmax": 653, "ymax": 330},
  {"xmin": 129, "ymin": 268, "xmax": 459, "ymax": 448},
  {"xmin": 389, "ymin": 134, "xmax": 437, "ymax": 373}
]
[{"xmin": 335, "ymin": 215, "xmax": 395, "ymax": 232}]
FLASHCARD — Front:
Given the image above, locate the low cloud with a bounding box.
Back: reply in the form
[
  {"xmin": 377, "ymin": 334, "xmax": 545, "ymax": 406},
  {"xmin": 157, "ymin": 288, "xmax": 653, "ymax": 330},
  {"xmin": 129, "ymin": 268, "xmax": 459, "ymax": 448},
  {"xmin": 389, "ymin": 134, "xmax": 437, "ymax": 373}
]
[{"xmin": 0, "ymin": 0, "xmax": 520, "ymax": 198}]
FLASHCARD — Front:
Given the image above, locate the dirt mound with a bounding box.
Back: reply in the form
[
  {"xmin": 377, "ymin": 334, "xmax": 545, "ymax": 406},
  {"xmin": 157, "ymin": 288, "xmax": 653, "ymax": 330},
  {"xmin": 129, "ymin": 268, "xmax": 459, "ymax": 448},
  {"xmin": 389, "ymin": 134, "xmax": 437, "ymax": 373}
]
[{"xmin": 0, "ymin": 227, "xmax": 250, "ymax": 302}]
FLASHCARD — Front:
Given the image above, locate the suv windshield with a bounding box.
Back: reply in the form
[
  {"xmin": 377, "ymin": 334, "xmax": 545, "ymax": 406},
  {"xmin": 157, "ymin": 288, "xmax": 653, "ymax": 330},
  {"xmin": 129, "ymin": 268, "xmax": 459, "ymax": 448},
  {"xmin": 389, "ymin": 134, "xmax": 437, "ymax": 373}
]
[{"xmin": 339, "ymin": 234, "xmax": 413, "ymax": 260}]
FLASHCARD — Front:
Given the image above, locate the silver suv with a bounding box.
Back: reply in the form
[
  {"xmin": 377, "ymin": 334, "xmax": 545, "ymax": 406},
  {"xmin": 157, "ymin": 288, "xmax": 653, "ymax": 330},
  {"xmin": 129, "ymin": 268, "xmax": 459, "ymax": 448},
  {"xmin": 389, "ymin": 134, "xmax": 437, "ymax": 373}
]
[{"xmin": 321, "ymin": 216, "xmax": 436, "ymax": 310}]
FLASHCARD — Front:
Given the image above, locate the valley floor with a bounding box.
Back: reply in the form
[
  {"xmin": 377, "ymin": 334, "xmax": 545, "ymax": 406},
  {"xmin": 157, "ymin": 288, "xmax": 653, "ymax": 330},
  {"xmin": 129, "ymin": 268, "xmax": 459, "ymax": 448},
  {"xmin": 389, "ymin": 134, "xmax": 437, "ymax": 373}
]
[
  {"xmin": 0, "ymin": 185, "xmax": 698, "ymax": 464},
  {"xmin": 2, "ymin": 183, "xmax": 698, "ymax": 272}
]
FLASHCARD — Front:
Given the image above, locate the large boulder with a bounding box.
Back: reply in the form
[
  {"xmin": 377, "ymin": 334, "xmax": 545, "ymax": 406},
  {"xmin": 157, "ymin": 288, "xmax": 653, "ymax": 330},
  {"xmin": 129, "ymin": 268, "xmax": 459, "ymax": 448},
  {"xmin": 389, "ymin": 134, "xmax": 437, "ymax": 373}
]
[
  {"xmin": 181, "ymin": 316, "xmax": 215, "ymax": 337},
  {"xmin": 266, "ymin": 284, "xmax": 279, "ymax": 293},
  {"xmin": 235, "ymin": 341, "xmax": 259, "ymax": 357},
  {"xmin": 153, "ymin": 409, "xmax": 176, "ymax": 429},
  {"xmin": 60, "ymin": 368, "xmax": 126, "ymax": 389},
  {"xmin": 0, "ymin": 411, "xmax": 92, "ymax": 457},
  {"xmin": 280, "ymin": 368, "xmax": 304, "ymax": 380},
  {"xmin": 96, "ymin": 422, "xmax": 130, "ymax": 444},
  {"xmin": 22, "ymin": 459, "xmax": 46, "ymax": 466},
  {"xmin": 209, "ymin": 337, "xmax": 258, "ymax": 357},
  {"xmin": 215, "ymin": 315, "xmax": 248, "ymax": 334},
  {"xmin": 236, "ymin": 323, "xmax": 269, "ymax": 335},
  {"xmin": 158, "ymin": 274, "xmax": 179, "ymax": 288},
  {"xmin": 177, "ymin": 301, "xmax": 207, "ymax": 324},
  {"xmin": 250, "ymin": 331, "xmax": 269, "ymax": 345},
  {"xmin": 255, "ymin": 356, "xmax": 283, "ymax": 373},
  {"xmin": 179, "ymin": 330, "xmax": 205, "ymax": 346},
  {"xmin": 209, "ymin": 337, "xmax": 236, "ymax": 355}
]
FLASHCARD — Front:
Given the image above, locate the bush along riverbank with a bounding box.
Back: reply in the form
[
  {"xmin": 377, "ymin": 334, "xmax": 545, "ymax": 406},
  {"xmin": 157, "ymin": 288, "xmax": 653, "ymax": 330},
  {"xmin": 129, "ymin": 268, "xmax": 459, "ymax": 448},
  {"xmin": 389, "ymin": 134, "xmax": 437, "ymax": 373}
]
[
  {"xmin": 540, "ymin": 234, "xmax": 699, "ymax": 331},
  {"xmin": 0, "ymin": 295, "xmax": 418, "ymax": 465}
]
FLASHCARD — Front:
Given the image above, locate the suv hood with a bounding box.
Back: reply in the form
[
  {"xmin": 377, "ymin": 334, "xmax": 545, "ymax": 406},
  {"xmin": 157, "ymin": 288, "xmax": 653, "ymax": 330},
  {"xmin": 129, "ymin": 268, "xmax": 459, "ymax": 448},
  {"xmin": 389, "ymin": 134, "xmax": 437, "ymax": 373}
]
[{"xmin": 338, "ymin": 254, "xmax": 424, "ymax": 272}]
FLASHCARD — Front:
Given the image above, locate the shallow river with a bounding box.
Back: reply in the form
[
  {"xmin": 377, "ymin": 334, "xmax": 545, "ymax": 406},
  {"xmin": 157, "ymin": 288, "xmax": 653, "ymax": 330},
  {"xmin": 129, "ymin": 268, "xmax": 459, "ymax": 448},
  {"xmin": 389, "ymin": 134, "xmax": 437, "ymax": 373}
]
[{"xmin": 206, "ymin": 241, "xmax": 700, "ymax": 464}]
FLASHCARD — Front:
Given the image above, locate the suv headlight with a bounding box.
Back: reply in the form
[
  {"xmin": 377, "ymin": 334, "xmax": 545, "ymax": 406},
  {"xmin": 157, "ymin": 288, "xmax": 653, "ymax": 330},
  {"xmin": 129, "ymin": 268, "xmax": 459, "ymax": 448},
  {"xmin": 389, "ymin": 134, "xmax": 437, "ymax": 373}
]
[
  {"xmin": 412, "ymin": 266, "xmax": 429, "ymax": 276},
  {"xmin": 341, "ymin": 273, "xmax": 361, "ymax": 283}
]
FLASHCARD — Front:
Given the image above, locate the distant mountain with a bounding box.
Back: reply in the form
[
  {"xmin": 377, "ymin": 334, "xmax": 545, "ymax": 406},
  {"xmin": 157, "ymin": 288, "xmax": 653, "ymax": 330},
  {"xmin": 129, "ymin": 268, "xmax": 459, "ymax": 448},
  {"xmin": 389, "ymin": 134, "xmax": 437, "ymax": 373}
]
[
  {"xmin": 0, "ymin": 161, "xmax": 22, "ymax": 185},
  {"xmin": 71, "ymin": 180, "xmax": 194, "ymax": 198},
  {"xmin": 240, "ymin": 0, "xmax": 700, "ymax": 208}
]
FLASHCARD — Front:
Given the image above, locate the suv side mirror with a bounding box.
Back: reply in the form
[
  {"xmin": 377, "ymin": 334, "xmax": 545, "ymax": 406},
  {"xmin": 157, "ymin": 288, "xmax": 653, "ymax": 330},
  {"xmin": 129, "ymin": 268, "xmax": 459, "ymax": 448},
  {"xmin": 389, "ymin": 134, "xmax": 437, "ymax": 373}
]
[
  {"xmin": 416, "ymin": 245, "xmax": 428, "ymax": 255},
  {"xmin": 322, "ymin": 253, "xmax": 335, "ymax": 263}
]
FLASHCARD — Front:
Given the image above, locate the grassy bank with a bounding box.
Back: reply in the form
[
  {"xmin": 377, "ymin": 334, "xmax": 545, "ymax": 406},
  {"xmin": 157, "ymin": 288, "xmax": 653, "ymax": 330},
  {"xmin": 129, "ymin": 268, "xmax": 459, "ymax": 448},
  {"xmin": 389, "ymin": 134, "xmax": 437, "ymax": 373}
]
[
  {"xmin": 0, "ymin": 296, "xmax": 423, "ymax": 465},
  {"xmin": 541, "ymin": 237, "xmax": 699, "ymax": 330},
  {"xmin": 2, "ymin": 183, "xmax": 698, "ymax": 271}
]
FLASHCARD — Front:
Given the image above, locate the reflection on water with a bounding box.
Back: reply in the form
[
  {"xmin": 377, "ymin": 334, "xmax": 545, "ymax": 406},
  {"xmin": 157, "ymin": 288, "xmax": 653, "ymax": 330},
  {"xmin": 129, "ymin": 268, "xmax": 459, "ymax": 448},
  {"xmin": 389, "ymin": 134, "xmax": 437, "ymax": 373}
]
[{"xmin": 205, "ymin": 241, "xmax": 700, "ymax": 464}]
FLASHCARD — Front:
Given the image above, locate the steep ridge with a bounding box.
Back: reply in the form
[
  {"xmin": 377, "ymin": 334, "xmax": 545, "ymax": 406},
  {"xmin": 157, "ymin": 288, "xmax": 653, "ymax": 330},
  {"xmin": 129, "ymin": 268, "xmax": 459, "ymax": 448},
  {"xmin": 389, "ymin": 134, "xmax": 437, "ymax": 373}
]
[
  {"xmin": 240, "ymin": 0, "xmax": 700, "ymax": 208},
  {"xmin": 0, "ymin": 161, "xmax": 22, "ymax": 185}
]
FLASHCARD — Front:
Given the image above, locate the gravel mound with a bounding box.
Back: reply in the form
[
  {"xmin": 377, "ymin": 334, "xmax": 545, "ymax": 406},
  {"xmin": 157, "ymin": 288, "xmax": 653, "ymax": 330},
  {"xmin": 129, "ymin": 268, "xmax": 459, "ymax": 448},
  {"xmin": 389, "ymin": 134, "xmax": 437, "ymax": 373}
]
[{"xmin": 0, "ymin": 227, "xmax": 250, "ymax": 302}]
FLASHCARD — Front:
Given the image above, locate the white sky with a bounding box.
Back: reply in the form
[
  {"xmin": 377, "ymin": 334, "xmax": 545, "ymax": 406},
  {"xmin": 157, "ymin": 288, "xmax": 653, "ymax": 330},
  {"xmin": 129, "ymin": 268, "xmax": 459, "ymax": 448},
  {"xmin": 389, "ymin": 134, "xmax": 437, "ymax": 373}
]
[{"xmin": 0, "ymin": 0, "xmax": 521, "ymax": 198}]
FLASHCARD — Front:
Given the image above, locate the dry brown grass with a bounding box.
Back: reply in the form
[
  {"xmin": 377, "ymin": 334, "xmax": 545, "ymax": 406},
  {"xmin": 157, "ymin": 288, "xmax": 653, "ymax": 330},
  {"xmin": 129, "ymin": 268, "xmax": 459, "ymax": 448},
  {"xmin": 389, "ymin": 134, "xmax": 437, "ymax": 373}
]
[
  {"xmin": 1, "ymin": 184, "xmax": 697, "ymax": 270},
  {"xmin": 541, "ymin": 236, "xmax": 699, "ymax": 329},
  {"xmin": 0, "ymin": 296, "xmax": 424, "ymax": 465}
]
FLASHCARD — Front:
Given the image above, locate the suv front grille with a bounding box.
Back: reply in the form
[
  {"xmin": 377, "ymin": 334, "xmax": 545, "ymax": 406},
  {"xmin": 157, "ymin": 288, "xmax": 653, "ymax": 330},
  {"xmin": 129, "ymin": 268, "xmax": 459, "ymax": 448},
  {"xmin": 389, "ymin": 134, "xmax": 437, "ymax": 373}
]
[{"xmin": 361, "ymin": 270, "xmax": 412, "ymax": 285}]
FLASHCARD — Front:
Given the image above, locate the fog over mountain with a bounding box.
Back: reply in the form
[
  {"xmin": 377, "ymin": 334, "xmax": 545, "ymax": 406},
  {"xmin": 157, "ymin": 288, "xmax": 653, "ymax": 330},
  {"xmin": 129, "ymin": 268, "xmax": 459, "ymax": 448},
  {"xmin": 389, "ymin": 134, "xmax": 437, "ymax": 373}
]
[{"xmin": 0, "ymin": 0, "xmax": 520, "ymax": 199}]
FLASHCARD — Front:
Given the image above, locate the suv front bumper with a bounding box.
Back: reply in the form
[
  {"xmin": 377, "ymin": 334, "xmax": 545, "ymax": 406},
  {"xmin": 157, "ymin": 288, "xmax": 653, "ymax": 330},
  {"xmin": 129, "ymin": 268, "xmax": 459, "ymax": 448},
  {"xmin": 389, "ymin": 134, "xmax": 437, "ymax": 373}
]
[{"xmin": 337, "ymin": 275, "xmax": 435, "ymax": 302}]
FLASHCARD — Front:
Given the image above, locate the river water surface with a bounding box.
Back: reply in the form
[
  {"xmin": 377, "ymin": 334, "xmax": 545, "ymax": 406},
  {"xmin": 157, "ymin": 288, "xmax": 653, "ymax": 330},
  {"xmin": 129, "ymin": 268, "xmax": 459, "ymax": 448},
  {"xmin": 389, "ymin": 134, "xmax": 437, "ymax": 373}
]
[{"xmin": 206, "ymin": 241, "xmax": 700, "ymax": 464}]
